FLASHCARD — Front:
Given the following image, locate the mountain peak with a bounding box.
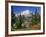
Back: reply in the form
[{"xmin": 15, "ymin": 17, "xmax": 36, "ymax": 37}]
[
  {"xmin": 16, "ymin": 10, "xmax": 32, "ymax": 17},
  {"xmin": 21, "ymin": 10, "xmax": 30, "ymax": 15}
]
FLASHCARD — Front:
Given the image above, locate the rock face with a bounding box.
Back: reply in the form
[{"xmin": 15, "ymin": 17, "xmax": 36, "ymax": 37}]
[
  {"xmin": 14, "ymin": 10, "xmax": 40, "ymax": 30},
  {"xmin": 21, "ymin": 16, "xmax": 32, "ymax": 28},
  {"xmin": 15, "ymin": 10, "xmax": 32, "ymax": 28}
]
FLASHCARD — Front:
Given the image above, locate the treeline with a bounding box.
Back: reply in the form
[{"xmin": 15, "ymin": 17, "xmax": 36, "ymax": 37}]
[
  {"xmin": 11, "ymin": 11, "xmax": 40, "ymax": 31},
  {"xmin": 11, "ymin": 12, "xmax": 25, "ymax": 31}
]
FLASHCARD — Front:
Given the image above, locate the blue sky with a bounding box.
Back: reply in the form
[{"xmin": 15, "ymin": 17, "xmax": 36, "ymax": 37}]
[{"xmin": 11, "ymin": 6, "xmax": 41, "ymax": 15}]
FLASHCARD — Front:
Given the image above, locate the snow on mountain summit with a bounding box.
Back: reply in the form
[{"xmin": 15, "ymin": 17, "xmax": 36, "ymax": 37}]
[
  {"xmin": 21, "ymin": 10, "xmax": 30, "ymax": 15},
  {"xmin": 16, "ymin": 10, "xmax": 32, "ymax": 17},
  {"xmin": 21, "ymin": 10, "xmax": 32, "ymax": 17}
]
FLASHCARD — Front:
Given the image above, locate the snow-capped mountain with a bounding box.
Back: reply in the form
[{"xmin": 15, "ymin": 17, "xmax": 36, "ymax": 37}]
[{"xmin": 16, "ymin": 10, "xmax": 32, "ymax": 17}]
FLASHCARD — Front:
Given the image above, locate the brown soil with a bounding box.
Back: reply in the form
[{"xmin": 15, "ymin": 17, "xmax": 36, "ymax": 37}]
[{"xmin": 31, "ymin": 24, "xmax": 41, "ymax": 30}]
